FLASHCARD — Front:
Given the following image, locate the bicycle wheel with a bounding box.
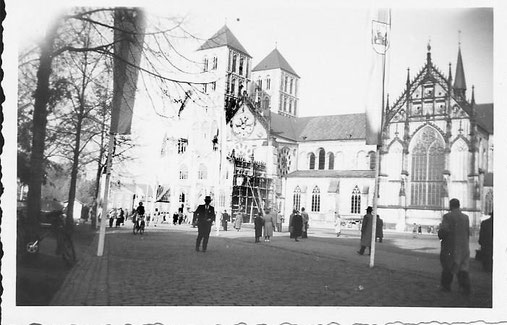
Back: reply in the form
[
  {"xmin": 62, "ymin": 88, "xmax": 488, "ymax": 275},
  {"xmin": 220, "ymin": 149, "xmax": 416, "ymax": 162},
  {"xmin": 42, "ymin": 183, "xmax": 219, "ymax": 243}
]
[
  {"xmin": 60, "ymin": 233, "xmax": 76, "ymax": 266},
  {"xmin": 26, "ymin": 241, "xmax": 40, "ymax": 254},
  {"xmin": 139, "ymin": 225, "xmax": 144, "ymax": 235}
]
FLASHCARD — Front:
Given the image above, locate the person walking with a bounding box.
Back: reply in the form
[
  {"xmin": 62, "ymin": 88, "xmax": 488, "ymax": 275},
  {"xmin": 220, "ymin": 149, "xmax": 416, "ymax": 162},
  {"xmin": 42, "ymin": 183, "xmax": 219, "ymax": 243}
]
[
  {"xmin": 438, "ymin": 198, "xmax": 471, "ymax": 294},
  {"xmin": 289, "ymin": 209, "xmax": 298, "ymax": 238},
  {"xmin": 290, "ymin": 209, "xmax": 303, "ymax": 242},
  {"xmin": 116, "ymin": 208, "xmax": 123, "ymax": 227},
  {"xmin": 357, "ymin": 206, "xmax": 374, "ymax": 255},
  {"xmin": 275, "ymin": 210, "xmax": 283, "ymax": 232},
  {"xmin": 221, "ymin": 210, "xmax": 230, "ymax": 231},
  {"xmin": 194, "ymin": 196, "xmax": 216, "ymax": 252},
  {"xmin": 334, "ymin": 213, "xmax": 342, "ymax": 237},
  {"xmin": 301, "ymin": 207, "xmax": 309, "ymax": 238},
  {"xmin": 262, "ymin": 207, "xmax": 276, "ymax": 242},
  {"xmin": 376, "ymin": 215, "xmax": 384, "ymax": 242},
  {"xmin": 254, "ymin": 212, "xmax": 264, "ymax": 243},
  {"xmin": 478, "ymin": 213, "xmax": 493, "ymax": 272},
  {"xmin": 234, "ymin": 213, "xmax": 243, "ymax": 231}
]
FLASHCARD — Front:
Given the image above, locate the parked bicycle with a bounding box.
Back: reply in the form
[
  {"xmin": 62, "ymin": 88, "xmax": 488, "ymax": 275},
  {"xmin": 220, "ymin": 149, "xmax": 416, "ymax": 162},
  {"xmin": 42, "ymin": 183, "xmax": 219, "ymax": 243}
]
[{"xmin": 21, "ymin": 209, "xmax": 77, "ymax": 266}]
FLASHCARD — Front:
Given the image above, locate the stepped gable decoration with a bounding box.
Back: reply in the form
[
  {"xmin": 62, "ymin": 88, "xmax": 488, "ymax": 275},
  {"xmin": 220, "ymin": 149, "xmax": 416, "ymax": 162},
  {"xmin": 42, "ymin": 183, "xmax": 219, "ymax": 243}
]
[
  {"xmin": 385, "ymin": 43, "xmax": 474, "ymax": 126},
  {"xmin": 252, "ymin": 48, "xmax": 300, "ymax": 78},
  {"xmin": 198, "ymin": 25, "xmax": 251, "ymax": 57}
]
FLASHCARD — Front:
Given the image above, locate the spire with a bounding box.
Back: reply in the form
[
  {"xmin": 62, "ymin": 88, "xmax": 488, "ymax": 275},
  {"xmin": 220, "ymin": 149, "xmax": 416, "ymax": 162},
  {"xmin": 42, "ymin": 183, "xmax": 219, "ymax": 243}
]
[
  {"xmin": 406, "ymin": 68, "xmax": 410, "ymax": 86},
  {"xmin": 426, "ymin": 39, "xmax": 432, "ymax": 66},
  {"xmin": 471, "ymin": 85, "xmax": 475, "ymax": 105},
  {"xmin": 448, "ymin": 63, "xmax": 453, "ymax": 84},
  {"xmin": 385, "ymin": 93, "xmax": 390, "ymax": 110},
  {"xmin": 453, "ymin": 43, "xmax": 467, "ymax": 100}
]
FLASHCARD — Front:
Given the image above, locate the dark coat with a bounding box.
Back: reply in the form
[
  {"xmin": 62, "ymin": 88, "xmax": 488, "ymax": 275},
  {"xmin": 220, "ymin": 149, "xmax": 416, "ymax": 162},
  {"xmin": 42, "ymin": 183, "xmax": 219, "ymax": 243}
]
[
  {"xmin": 360, "ymin": 213, "xmax": 373, "ymax": 246},
  {"xmin": 376, "ymin": 217, "xmax": 384, "ymax": 239},
  {"xmin": 291, "ymin": 213, "xmax": 303, "ymax": 237},
  {"xmin": 194, "ymin": 204, "xmax": 216, "ymax": 229},
  {"xmin": 438, "ymin": 209, "xmax": 470, "ymax": 273},
  {"xmin": 254, "ymin": 215, "xmax": 264, "ymax": 237}
]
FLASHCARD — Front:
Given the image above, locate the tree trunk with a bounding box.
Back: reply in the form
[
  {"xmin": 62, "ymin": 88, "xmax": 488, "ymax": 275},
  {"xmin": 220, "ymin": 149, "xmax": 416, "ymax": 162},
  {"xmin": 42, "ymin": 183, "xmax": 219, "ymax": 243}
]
[
  {"xmin": 66, "ymin": 112, "xmax": 83, "ymax": 233},
  {"xmin": 26, "ymin": 21, "xmax": 59, "ymax": 240}
]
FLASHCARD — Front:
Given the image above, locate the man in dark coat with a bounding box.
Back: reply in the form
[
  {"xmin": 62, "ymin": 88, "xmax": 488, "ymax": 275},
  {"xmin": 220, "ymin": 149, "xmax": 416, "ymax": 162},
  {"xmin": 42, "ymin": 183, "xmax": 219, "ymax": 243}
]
[
  {"xmin": 376, "ymin": 215, "xmax": 384, "ymax": 242},
  {"xmin": 254, "ymin": 212, "xmax": 264, "ymax": 243},
  {"xmin": 221, "ymin": 210, "xmax": 230, "ymax": 231},
  {"xmin": 194, "ymin": 196, "xmax": 216, "ymax": 252},
  {"xmin": 438, "ymin": 198, "xmax": 471, "ymax": 294},
  {"xmin": 478, "ymin": 213, "xmax": 493, "ymax": 272},
  {"xmin": 357, "ymin": 206, "xmax": 374, "ymax": 255}
]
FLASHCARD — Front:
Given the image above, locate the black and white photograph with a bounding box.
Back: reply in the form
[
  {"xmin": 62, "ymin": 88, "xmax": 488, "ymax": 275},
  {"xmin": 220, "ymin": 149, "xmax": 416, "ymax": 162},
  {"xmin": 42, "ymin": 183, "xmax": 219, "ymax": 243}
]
[{"xmin": 2, "ymin": 0, "xmax": 506, "ymax": 324}]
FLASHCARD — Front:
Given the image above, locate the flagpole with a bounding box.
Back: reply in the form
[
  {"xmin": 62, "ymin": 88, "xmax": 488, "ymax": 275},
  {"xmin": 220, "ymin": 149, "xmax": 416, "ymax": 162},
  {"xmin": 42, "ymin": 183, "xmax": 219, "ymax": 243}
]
[
  {"xmin": 97, "ymin": 133, "xmax": 115, "ymax": 256},
  {"xmin": 369, "ymin": 26, "xmax": 388, "ymax": 269}
]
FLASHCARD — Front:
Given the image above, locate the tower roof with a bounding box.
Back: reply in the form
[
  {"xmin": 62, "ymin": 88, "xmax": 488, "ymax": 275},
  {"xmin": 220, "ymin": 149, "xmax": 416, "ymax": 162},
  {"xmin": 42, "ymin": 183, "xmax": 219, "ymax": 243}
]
[
  {"xmin": 198, "ymin": 25, "xmax": 251, "ymax": 57},
  {"xmin": 454, "ymin": 46, "xmax": 467, "ymax": 91},
  {"xmin": 252, "ymin": 48, "xmax": 300, "ymax": 78}
]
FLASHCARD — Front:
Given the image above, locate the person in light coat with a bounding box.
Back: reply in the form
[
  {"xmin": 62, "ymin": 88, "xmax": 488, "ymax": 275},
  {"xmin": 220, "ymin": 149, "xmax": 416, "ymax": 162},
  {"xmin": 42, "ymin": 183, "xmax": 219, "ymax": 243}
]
[
  {"xmin": 262, "ymin": 207, "xmax": 276, "ymax": 242},
  {"xmin": 438, "ymin": 198, "xmax": 471, "ymax": 294},
  {"xmin": 334, "ymin": 213, "xmax": 342, "ymax": 237},
  {"xmin": 234, "ymin": 213, "xmax": 243, "ymax": 231}
]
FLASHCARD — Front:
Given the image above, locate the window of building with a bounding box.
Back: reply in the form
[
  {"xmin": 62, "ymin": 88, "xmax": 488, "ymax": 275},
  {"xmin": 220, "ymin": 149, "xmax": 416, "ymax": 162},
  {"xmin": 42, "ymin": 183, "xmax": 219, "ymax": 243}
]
[
  {"xmin": 293, "ymin": 186, "xmax": 301, "ymax": 212},
  {"xmin": 211, "ymin": 81, "xmax": 216, "ymax": 91},
  {"xmin": 245, "ymin": 60, "xmax": 249, "ymax": 78},
  {"xmin": 295, "ymin": 79, "xmax": 298, "ymax": 95},
  {"xmin": 258, "ymin": 77, "xmax": 262, "ymax": 90},
  {"xmin": 356, "ymin": 151, "xmax": 368, "ymax": 169},
  {"xmin": 198, "ymin": 164, "xmax": 207, "ymax": 180},
  {"xmin": 311, "ymin": 186, "xmax": 320, "ymax": 212},
  {"xmin": 262, "ymin": 96, "xmax": 270, "ymax": 111},
  {"xmin": 231, "ymin": 79, "xmax": 236, "ymax": 96},
  {"xmin": 328, "ymin": 152, "xmax": 335, "ymax": 170},
  {"xmin": 179, "ymin": 192, "xmax": 186, "ymax": 204},
  {"xmin": 283, "ymin": 96, "xmax": 287, "ymax": 112},
  {"xmin": 179, "ymin": 165, "xmax": 188, "ymax": 180},
  {"xmin": 239, "ymin": 57, "xmax": 244, "ymax": 75},
  {"xmin": 351, "ymin": 186, "xmax": 361, "ymax": 214},
  {"xmin": 410, "ymin": 126, "xmax": 445, "ymax": 207},
  {"xmin": 318, "ymin": 148, "xmax": 325, "ymax": 170},
  {"xmin": 484, "ymin": 189, "xmax": 493, "ymax": 215},
  {"xmin": 289, "ymin": 99, "xmax": 292, "ymax": 114},
  {"xmin": 290, "ymin": 78, "xmax": 293, "ymax": 94},
  {"xmin": 219, "ymin": 191, "xmax": 226, "ymax": 208},
  {"xmin": 203, "ymin": 58, "xmax": 208, "ymax": 72},
  {"xmin": 232, "ymin": 54, "xmax": 237, "ymax": 72},
  {"xmin": 177, "ymin": 138, "xmax": 188, "ymax": 154},
  {"xmin": 212, "ymin": 57, "xmax": 217, "ymax": 70},
  {"xmin": 369, "ymin": 151, "xmax": 376, "ymax": 170},
  {"xmin": 266, "ymin": 76, "xmax": 271, "ymax": 90},
  {"xmin": 294, "ymin": 100, "xmax": 297, "ymax": 116},
  {"xmin": 284, "ymin": 76, "xmax": 288, "ymax": 92},
  {"xmin": 203, "ymin": 83, "xmax": 208, "ymax": 93},
  {"xmin": 309, "ymin": 153, "xmax": 316, "ymax": 170}
]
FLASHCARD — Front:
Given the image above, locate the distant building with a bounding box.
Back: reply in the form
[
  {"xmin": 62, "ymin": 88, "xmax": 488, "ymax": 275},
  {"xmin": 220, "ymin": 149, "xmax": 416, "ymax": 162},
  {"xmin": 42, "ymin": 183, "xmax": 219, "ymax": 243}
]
[{"xmin": 153, "ymin": 26, "xmax": 493, "ymax": 231}]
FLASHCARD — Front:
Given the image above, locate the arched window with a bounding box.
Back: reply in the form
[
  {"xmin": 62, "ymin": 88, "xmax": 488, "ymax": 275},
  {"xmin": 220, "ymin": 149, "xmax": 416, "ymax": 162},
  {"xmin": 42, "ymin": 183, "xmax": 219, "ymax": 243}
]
[
  {"xmin": 198, "ymin": 164, "xmax": 207, "ymax": 180},
  {"xmin": 203, "ymin": 57, "xmax": 208, "ymax": 72},
  {"xmin": 318, "ymin": 148, "xmax": 325, "ymax": 170},
  {"xmin": 179, "ymin": 165, "xmax": 188, "ymax": 180},
  {"xmin": 387, "ymin": 142, "xmax": 403, "ymax": 179},
  {"xmin": 239, "ymin": 57, "xmax": 244, "ymax": 75},
  {"xmin": 351, "ymin": 186, "xmax": 361, "ymax": 214},
  {"xmin": 179, "ymin": 192, "xmax": 186, "ymax": 204},
  {"xmin": 450, "ymin": 139, "xmax": 468, "ymax": 181},
  {"xmin": 484, "ymin": 189, "xmax": 493, "ymax": 215},
  {"xmin": 311, "ymin": 186, "xmax": 320, "ymax": 212},
  {"xmin": 212, "ymin": 57, "xmax": 218, "ymax": 70},
  {"xmin": 266, "ymin": 75, "xmax": 271, "ymax": 90},
  {"xmin": 293, "ymin": 186, "xmax": 301, "ymax": 212},
  {"xmin": 410, "ymin": 126, "xmax": 445, "ymax": 207},
  {"xmin": 368, "ymin": 151, "xmax": 376, "ymax": 170},
  {"xmin": 232, "ymin": 54, "xmax": 237, "ymax": 72},
  {"xmin": 231, "ymin": 79, "xmax": 236, "ymax": 96},
  {"xmin": 309, "ymin": 153, "xmax": 316, "ymax": 170},
  {"xmin": 328, "ymin": 152, "xmax": 335, "ymax": 170}
]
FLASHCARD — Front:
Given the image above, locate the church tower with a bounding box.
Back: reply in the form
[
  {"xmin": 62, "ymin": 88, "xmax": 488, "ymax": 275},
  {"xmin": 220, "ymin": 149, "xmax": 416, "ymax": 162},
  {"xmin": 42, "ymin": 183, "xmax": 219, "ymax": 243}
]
[
  {"xmin": 197, "ymin": 25, "xmax": 252, "ymax": 121},
  {"xmin": 252, "ymin": 48, "xmax": 300, "ymax": 118},
  {"xmin": 453, "ymin": 45, "xmax": 467, "ymax": 101}
]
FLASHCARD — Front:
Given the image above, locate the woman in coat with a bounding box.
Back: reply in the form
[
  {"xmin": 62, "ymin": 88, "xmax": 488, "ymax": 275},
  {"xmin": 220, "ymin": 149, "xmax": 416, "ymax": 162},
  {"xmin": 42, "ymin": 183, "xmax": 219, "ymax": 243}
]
[
  {"xmin": 262, "ymin": 208, "xmax": 275, "ymax": 242},
  {"xmin": 234, "ymin": 213, "xmax": 243, "ymax": 231},
  {"xmin": 290, "ymin": 210, "xmax": 303, "ymax": 242},
  {"xmin": 254, "ymin": 213, "xmax": 264, "ymax": 243}
]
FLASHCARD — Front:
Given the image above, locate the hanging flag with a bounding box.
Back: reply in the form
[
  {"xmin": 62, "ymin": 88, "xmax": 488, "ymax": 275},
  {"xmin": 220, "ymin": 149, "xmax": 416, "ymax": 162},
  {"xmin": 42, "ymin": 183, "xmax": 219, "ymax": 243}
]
[
  {"xmin": 110, "ymin": 8, "xmax": 146, "ymax": 135},
  {"xmin": 365, "ymin": 8, "xmax": 391, "ymax": 145}
]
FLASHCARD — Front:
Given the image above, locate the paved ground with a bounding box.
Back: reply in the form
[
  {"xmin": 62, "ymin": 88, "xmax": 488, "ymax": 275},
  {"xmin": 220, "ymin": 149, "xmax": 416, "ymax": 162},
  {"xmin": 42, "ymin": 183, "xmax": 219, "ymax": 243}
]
[{"xmin": 49, "ymin": 222, "xmax": 492, "ymax": 307}]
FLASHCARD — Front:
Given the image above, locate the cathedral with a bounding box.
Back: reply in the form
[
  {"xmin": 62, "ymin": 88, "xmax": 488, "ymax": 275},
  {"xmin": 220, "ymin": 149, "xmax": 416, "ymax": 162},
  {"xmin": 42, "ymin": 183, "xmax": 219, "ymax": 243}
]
[{"xmin": 154, "ymin": 25, "xmax": 493, "ymax": 231}]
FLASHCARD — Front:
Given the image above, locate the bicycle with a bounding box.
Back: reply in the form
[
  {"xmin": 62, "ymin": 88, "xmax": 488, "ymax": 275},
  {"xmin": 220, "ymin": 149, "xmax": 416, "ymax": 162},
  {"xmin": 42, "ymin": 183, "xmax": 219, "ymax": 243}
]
[
  {"xmin": 133, "ymin": 215, "xmax": 145, "ymax": 235},
  {"xmin": 23, "ymin": 210, "xmax": 77, "ymax": 267}
]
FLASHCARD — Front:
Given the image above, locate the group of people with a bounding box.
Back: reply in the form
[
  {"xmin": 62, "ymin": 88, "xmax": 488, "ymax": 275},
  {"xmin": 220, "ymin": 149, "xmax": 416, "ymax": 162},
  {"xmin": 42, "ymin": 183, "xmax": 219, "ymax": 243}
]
[{"xmin": 108, "ymin": 207, "xmax": 126, "ymax": 227}]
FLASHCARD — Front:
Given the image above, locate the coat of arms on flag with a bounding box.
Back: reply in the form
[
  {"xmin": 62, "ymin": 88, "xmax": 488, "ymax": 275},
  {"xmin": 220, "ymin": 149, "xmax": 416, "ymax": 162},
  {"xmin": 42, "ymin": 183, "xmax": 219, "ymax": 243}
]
[{"xmin": 371, "ymin": 19, "xmax": 390, "ymax": 54}]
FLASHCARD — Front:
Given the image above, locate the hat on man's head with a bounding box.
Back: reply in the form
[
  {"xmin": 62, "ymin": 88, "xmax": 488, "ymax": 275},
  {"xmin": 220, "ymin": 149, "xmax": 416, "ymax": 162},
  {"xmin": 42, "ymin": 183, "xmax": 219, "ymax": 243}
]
[
  {"xmin": 366, "ymin": 206, "xmax": 373, "ymax": 213},
  {"xmin": 204, "ymin": 196, "xmax": 212, "ymax": 202}
]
